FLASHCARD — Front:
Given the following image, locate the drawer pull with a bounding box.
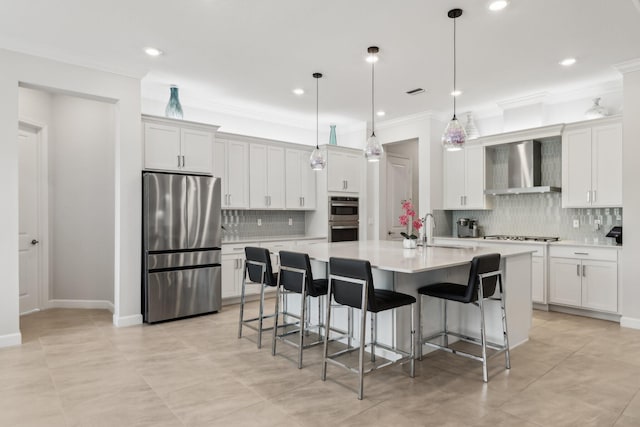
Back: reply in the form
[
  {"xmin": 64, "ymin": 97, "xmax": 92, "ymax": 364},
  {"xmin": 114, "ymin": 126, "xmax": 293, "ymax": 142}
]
[{"xmin": 574, "ymin": 252, "xmax": 589, "ymax": 255}]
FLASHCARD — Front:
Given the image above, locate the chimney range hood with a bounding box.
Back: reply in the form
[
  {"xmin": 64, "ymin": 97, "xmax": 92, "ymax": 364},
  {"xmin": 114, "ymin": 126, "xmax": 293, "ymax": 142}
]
[{"xmin": 485, "ymin": 140, "xmax": 561, "ymax": 195}]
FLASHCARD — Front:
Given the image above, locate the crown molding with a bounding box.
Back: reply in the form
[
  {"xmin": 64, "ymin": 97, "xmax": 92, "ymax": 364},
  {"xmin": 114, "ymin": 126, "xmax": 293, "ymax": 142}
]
[
  {"xmin": 613, "ymin": 58, "xmax": 640, "ymax": 74},
  {"xmin": 496, "ymin": 92, "xmax": 550, "ymax": 110},
  {"xmin": 376, "ymin": 110, "xmax": 438, "ymax": 130}
]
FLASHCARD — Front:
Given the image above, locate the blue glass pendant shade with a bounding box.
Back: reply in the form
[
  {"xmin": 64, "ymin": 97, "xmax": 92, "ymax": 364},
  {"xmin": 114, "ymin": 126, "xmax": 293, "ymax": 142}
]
[{"xmin": 165, "ymin": 86, "xmax": 184, "ymax": 119}]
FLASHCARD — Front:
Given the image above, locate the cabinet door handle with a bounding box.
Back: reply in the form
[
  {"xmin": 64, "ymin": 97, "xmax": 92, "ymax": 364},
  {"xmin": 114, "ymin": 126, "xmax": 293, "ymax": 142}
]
[
  {"xmin": 302, "ymin": 196, "xmax": 305, "ymax": 206},
  {"xmin": 592, "ymin": 190, "xmax": 597, "ymax": 203},
  {"xmin": 177, "ymin": 155, "xmax": 181, "ymax": 168},
  {"xmin": 269, "ymin": 195, "xmax": 272, "ymax": 206},
  {"xmin": 229, "ymin": 194, "xmax": 232, "ymax": 205},
  {"xmin": 265, "ymin": 196, "xmax": 268, "ymax": 206},
  {"xmin": 574, "ymin": 252, "xmax": 589, "ymax": 255},
  {"xmin": 582, "ymin": 265, "xmax": 586, "ymax": 277},
  {"xmin": 299, "ymin": 196, "xmax": 303, "ymax": 206},
  {"xmin": 182, "ymin": 155, "xmax": 185, "ymax": 167},
  {"xmin": 587, "ymin": 191, "xmax": 591, "ymax": 203},
  {"xmin": 464, "ymin": 196, "xmax": 467, "ymax": 206},
  {"xmin": 576, "ymin": 264, "xmax": 580, "ymax": 276}
]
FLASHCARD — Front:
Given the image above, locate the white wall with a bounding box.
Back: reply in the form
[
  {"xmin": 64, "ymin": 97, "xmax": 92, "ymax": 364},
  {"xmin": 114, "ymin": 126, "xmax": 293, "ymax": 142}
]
[
  {"xmin": 0, "ymin": 49, "xmax": 141, "ymax": 347},
  {"xmin": 50, "ymin": 94, "xmax": 115, "ymax": 302},
  {"xmin": 19, "ymin": 88, "xmax": 116, "ymax": 304},
  {"xmin": 621, "ymin": 67, "xmax": 640, "ymax": 328}
]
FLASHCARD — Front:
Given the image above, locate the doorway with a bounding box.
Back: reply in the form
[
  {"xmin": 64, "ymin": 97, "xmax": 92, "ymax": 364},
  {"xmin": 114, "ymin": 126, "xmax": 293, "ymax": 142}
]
[
  {"xmin": 18, "ymin": 121, "xmax": 48, "ymax": 314},
  {"xmin": 384, "ymin": 139, "xmax": 420, "ymax": 240}
]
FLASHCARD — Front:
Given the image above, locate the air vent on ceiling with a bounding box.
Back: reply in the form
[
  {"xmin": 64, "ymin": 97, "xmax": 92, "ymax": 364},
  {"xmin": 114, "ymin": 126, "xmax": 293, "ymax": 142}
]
[{"xmin": 406, "ymin": 88, "xmax": 425, "ymax": 95}]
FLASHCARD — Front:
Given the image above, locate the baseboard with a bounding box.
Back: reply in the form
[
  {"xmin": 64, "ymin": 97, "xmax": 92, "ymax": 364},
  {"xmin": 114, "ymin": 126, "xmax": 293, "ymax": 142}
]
[
  {"xmin": 620, "ymin": 316, "xmax": 640, "ymax": 330},
  {"xmin": 548, "ymin": 304, "xmax": 621, "ymax": 323},
  {"xmin": 113, "ymin": 314, "xmax": 143, "ymax": 327},
  {"xmin": 48, "ymin": 299, "xmax": 115, "ymax": 313},
  {"xmin": 0, "ymin": 332, "xmax": 22, "ymax": 348}
]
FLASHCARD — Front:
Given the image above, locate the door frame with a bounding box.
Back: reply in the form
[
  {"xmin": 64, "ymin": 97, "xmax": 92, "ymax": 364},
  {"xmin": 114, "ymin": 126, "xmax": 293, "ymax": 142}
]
[
  {"xmin": 385, "ymin": 153, "xmax": 413, "ymax": 240},
  {"xmin": 18, "ymin": 117, "xmax": 49, "ymax": 313}
]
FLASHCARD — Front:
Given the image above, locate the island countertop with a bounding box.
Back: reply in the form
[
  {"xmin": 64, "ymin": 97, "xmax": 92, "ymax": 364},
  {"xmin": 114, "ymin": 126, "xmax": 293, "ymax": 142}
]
[{"xmin": 288, "ymin": 240, "xmax": 535, "ymax": 274}]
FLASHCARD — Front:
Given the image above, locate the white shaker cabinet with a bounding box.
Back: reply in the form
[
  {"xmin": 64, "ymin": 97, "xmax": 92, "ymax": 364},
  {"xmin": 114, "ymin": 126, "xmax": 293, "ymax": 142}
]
[
  {"xmin": 213, "ymin": 138, "xmax": 250, "ymax": 209},
  {"xmin": 285, "ymin": 149, "xmax": 316, "ymax": 210},
  {"xmin": 443, "ymin": 145, "xmax": 489, "ymax": 210},
  {"xmin": 562, "ymin": 117, "xmax": 622, "ymax": 208},
  {"xmin": 327, "ymin": 149, "xmax": 361, "ymax": 193},
  {"xmin": 548, "ymin": 246, "xmax": 618, "ymax": 313},
  {"xmin": 249, "ymin": 144, "xmax": 285, "ymax": 209},
  {"xmin": 142, "ymin": 115, "xmax": 218, "ymax": 174}
]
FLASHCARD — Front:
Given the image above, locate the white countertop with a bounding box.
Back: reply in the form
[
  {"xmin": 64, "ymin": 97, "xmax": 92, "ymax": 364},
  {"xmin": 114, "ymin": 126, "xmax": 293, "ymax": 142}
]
[
  {"xmin": 287, "ymin": 240, "xmax": 534, "ymax": 274},
  {"xmin": 222, "ymin": 235, "xmax": 326, "ymax": 245},
  {"xmin": 434, "ymin": 236, "xmax": 622, "ymax": 249}
]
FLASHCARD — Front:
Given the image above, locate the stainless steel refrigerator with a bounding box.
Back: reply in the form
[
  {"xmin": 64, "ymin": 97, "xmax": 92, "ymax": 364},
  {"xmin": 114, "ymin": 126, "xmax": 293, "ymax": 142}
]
[{"xmin": 142, "ymin": 172, "xmax": 222, "ymax": 323}]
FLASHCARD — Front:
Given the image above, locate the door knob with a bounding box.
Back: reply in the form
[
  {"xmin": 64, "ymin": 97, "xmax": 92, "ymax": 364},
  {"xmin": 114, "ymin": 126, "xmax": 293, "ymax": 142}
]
[{"xmin": 31, "ymin": 239, "xmax": 39, "ymax": 245}]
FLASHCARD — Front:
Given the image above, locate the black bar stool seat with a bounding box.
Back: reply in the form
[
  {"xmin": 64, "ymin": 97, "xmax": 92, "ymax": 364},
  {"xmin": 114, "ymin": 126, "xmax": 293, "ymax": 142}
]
[
  {"xmin": 238, "ymin": 246, "xmax": 278, "ymax": 349},
  {"xmin": 417, "ymin": 253, "xmax": 510, "ymax": 382}
]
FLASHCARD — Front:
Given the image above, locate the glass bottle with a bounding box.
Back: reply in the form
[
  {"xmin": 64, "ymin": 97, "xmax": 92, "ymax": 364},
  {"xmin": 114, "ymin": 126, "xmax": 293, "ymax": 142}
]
[
  {"xmin": 329, "ymin": 124, "xmax": 337, "ymax": 145},
  {"xmin": 165, "ymin": 86, "xmax": 184, "ymax": 119}
]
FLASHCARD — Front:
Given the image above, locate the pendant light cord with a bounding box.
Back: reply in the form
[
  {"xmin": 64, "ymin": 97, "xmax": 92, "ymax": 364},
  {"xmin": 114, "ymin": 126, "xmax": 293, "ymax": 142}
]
[
  {"xmin": 453, "ymin": 15, "xmax": 457, "ymax": 120},
  {"xmin": 316, "ymin": 77, "xmax": 319, "ymax": 149},
  {"xmin": 371, "ymin": 52, "xmax": 376, "ymax": 137}
]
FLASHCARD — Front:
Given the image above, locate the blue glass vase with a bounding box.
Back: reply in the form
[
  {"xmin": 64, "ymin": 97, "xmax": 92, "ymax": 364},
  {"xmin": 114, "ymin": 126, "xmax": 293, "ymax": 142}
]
[
  {"xmin": 165, "ymin": 86, "xmax": 184, "ymax": 119},
  {"xmin": 329, "ymin": 124, "xmax": 337, "ymax": 145}
]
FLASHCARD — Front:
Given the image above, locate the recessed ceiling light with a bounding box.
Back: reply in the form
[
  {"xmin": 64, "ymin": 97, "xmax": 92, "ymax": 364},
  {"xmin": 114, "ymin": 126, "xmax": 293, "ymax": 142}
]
[
  {"xmin": 377, "ymin": 111, "xmax": 386, "ymax": 117},
  {"xmin": 293, "ymin": 88, "xmax": 305, "ymax": 95},
  {"xmin": 560, "ymin": 57, "xmax": 577, "ymax": 67},
  {"xmin": 451, "ymin": 90, "xmax": 463, "ymax": 97},
  {"xmin": 144, "ymin": 47, "xmax": 163, "ymax": 57},
  {"xmin": 488, "ymin": 0, "xmax": 509, "ymax": 11}
]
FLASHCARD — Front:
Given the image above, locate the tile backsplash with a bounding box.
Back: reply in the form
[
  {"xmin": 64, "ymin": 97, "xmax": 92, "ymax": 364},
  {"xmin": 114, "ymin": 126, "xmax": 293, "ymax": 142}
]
[
  {"xmin": 222, "ymin": 210, "xmax": 305, "ymax": 241},
  {"xmin": 445, "ymin": 193, "xmax": 622, "ymax": 244}
]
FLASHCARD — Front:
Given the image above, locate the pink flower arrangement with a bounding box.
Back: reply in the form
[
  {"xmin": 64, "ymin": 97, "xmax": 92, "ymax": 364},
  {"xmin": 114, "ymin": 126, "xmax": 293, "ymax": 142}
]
[{"xmin": 399, "ymin": 199, "xmax": 423, "ymax": 239}]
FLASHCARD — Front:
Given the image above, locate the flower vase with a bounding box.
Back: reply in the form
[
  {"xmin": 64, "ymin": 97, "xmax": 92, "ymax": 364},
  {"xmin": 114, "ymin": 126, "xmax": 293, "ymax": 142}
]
[
  {"xmin": 403, "ymin": 239, "xmax": 417, "ymax": 249},
  {"xmin": 165, "ymin": 86, "xmax": 184, "ymax": 119},
  {"xmin": 329, "ymin": 124, "xmax": 337, "ymax": 145}
]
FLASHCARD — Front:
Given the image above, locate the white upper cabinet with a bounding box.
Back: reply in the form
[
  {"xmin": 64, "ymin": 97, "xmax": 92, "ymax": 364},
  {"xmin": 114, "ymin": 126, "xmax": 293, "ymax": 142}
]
[
  {"xmin": 562, "ymin": 117, "xmax": 622, "ymax": 208},
  {"xmin": 213, "ymin": 138, "xmax": 250, "ymax": 209},
  {"xmin": 142, "ymin": 115, "xmax": 218, "ymax": 174},
  {"xmin": 327, "ymin": 149, "xmax": 361, "ymax": 193},
  {"xmin": 249, "ymin": 143, "xmax": 285, "ymax": 209},
  {"xmin": 285, "ymin": 149, "xmax": 316, "ymax": 210},
  {"xmin": 443, "ymin": 145, "xmax": 489, "ymax": 210}
]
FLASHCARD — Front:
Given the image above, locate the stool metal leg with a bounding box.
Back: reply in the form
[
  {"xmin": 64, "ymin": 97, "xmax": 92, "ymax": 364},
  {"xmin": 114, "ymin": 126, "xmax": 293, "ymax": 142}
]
[
  {"xmin": 321, "ymin": 280, "xmax": 334, "ymax": 382},
  {"xmin": 238, "ymin": 261, "xmax": 247, "ymax": 339},
  {"xmin": 347, "ymin": 307, "xmax": 353, "ymax": 349},
  {"xmin": 410, "ymin": 302, "xmax": 415, "ymax": 378},
  {"xmin": 417, "ymin": 294, "xmax": 423, "ymax": 360},
  {"xmin": 371, "ymin": 313, "xmax": 376, "ymax": 363},
  {"xmin": 443, "ymin": 299, "xmax": 449, "ymax": 347},
  {"xmin": 298, "ymin": 288, "xmax": 307, "ymax": 369},
  {"xmin": 271, "ymin": 274, "xmax": 282, "ymax": 356},
  {"xmin": 358, "ymin": 292, "xmax": 368, "ymax": 400},
  {"xmin": 478, "ymin": 277, "xmax": 488, "ymax": 383},
  {"xmin": 257, "ymin": 282, "xmax": 266, "ymax": 349},
  {"xmin": 499, "ymin": 274, "xmax": 511, "ymax": 369}
]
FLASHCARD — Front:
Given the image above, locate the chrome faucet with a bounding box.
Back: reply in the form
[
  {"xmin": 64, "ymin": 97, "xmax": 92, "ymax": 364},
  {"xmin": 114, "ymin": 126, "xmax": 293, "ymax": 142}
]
[{"xmin": 422, "ymin": 213, "xmax": 436, "ymax": 245}]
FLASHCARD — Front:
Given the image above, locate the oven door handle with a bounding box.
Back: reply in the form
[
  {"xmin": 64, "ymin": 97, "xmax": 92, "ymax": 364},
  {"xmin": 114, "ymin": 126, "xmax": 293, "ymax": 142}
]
[
  {"xmin": 330, "ymin": 225, "xmax": 359, "ymax": 230},
  {"xmin": 330, "ymin": 202, "xmax": 359, "ymax": 207}
]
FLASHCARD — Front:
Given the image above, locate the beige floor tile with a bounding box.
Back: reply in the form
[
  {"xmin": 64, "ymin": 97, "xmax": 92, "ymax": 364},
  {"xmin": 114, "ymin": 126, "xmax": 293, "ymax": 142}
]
[
  {"xmin": 623, "ymin": 390, "xmax": 640, "ymax": 419},
  {"xmin": 615, "ymin": 414, "xmax": 640, "ymax": 426}
]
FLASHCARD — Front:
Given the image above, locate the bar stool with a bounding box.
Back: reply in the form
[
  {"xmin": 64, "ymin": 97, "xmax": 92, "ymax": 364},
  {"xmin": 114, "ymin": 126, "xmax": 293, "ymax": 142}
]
[
  {"xmin": 271, "ymin": 251, "xmax": 328, "ymax": 368},
  {"xmin": 417, "ymin": 253, "xmax": 510, "ymax": 382},
  {"xmin": 238, "ymin": 246, "xmax": 278, "ymax": 349},
  {"xmin": 321, "ymin": 257, "xmax": 416, "ymax": 400}
]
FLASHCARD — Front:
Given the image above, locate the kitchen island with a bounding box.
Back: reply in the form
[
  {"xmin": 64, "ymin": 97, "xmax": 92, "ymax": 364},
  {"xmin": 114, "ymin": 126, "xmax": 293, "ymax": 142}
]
[{"xmin": 267, "ymin": 240, "xmax": 535, "ymax": 356}]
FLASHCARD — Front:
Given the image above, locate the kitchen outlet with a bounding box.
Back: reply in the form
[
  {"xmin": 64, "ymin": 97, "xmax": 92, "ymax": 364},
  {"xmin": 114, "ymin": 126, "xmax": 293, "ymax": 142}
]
[
  {"xmin": 257, "ymin": 218, "xmax": 262, "ymax": 226},
  {"xmin": 573, "ymin": 219, "xmax": 580, "ymax": 228},
  {"xmin": 594, "ymin": 219, "xmax": 602, "ymax": 230},
  {"xmin": 288, "ymin": 218, "xmax": 293, "ymax": 226}
]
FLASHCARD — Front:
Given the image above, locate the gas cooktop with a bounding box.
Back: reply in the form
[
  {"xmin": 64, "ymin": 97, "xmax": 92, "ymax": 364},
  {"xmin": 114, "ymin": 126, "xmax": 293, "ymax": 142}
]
[{"xmin": 483, "ymin": 235, "xmax": 560, "ymax": 242}]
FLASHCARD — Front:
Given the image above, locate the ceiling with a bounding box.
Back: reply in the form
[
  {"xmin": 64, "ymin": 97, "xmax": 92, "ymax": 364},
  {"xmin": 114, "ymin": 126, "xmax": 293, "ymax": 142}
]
[{"xmin": 2, "ymin": 0, "xmax": 640, "ymax": 129}]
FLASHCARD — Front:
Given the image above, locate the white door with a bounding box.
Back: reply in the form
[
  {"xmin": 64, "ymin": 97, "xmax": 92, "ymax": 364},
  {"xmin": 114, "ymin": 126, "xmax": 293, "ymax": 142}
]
[
  {"xmin": 591, "ymin": 123, "xmax": 623, "ymax": 207},
  {"xmin": 443, "ymin": 149, "xmax": 465, "ymax": 209},
  {"xmin": 343, "ymin": 153, "xmax": 362, "ymax": 193},
  {"xmin": 386, "ymin": 156, "xmax": 412, "ymax": 240},
  {"xmin": 144, "ymin": 122, "xmax": 181, "ymax": 171},
  {"xmin": 300, "ymin": 150, "xmax": 316, "ymax": 210},
  {"xmin": 549, "ymin": 257, "xmax": 582, "ymax": 307},
  {"xmin": 285, "ymin": 149, "xmax": 302, "ymax": 209},
  {"xmin": 562, "ymin": 128, "xmax": 592, "ymax": 207},
  {"xmin": 18, "ymin": 128, "xmax": 40, "ymax": 314},
  {"xmin": 249, "ymin": 143, "xmax": 268, "ymax": 208},
  {"xmin": 266, "ymin": 146, "xmax": 285, "ymax": 208},
  {"xmin": 227, "ymin": 140, "xmax": 249, "ymax": 208},
  {"xmin": 581, "ymin": 260, "xmax": 618, "ymax": 313},
  {"xmin": 181, "ymin": 128, "xmax": 213, "ymax": 174},
  {"xmin": 464, "ymin": 146, "xmax": 486, "ymax": 209},
  {"xmin": 327, "ymin": 151, "xmax": 346, "ymax": 192},
  {"xmin": 531, "ymin": 256, "xmax": 545, "ymax": 303},
  {"xmin": 213, "ymin": 139, "xmax": 227, "ymax": 206}
]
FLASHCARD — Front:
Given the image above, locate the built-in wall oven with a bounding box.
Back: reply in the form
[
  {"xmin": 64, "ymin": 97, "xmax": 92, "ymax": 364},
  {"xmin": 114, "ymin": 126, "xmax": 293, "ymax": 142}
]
[{"xmin": 328, "ymin": 196, "xmax": 359, "ymax": 242}]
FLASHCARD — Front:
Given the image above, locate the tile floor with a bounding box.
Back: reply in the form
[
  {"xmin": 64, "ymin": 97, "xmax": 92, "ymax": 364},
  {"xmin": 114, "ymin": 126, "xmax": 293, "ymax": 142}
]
[{"xmin": 2, "ymin": 303, "xmax": 640, "ymax": 426}]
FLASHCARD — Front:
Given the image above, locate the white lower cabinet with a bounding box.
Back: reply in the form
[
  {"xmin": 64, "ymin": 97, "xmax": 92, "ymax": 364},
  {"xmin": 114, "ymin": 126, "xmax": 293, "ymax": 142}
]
[
  {"xmin": 531, "ymin": 256, "xmax": 545, "ymax": 304},
  {"xmin": 549, "ymin": 246, "xmax": 618, "ymax": 313}
]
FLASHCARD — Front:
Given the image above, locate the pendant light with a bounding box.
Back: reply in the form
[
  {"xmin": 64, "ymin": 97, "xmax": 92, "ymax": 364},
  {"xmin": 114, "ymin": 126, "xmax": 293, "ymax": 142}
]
[
  {"xmin": 309, "ymin": 72, "xmax": 327, "ymax": 170},
  {"xmin": 364, "ymin": 46, "xmax": 384, "ymax": 161},
  {"xmin": 442, "ymin": 9, "xmax": 467, "ymax": 152}
]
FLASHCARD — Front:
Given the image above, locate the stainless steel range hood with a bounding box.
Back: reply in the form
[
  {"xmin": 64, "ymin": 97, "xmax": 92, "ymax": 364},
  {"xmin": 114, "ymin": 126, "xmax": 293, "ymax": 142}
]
[{"xmin": 485, "ymin": 140, "xmax": 561, "ymax": 195}]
